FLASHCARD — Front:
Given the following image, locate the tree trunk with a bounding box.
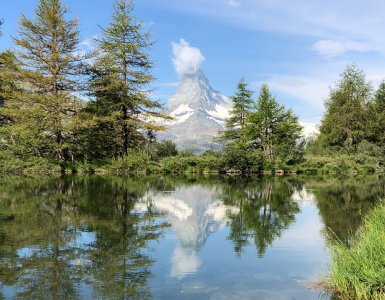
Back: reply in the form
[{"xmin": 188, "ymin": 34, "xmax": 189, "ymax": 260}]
[
  {"xmin": 121, "ymin": 105, "xmax": 128, "ymax": 156},
  {"xmin": 56, "ymin": 131, "xmax": 65, "ymax": 173}
]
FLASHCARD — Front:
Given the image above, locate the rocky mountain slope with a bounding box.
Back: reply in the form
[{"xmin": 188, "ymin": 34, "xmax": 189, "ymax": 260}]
[{"xmin": 158, "ymin": 70, "xmax": 232, "ymax": 153}]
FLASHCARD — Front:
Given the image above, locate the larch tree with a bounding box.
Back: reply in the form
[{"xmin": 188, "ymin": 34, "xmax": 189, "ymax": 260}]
[
  {"xmin": 369, "ymin": 81, "xmax": 385, "ymax": 145},
  {"xmin": 12, "ymin": 0, "xmax": 84, "ymax": 169},
  {"xmin": 247, "ymin": 84, "xmax": 303, "ymax": 165},
  {"xmin": 219, "ymin": 77, "xmax": 254, "ymax": 148},
  {"xmin": 319, "ymin": 65, "xmax": 372, "ymax": 151},
  {"xmin": 0, "ymin": 51, "xmax": 20, "ymax": 127},
  {"xmin": 88, "ymin": 0, "xmax": 168, "ymax": 158}
]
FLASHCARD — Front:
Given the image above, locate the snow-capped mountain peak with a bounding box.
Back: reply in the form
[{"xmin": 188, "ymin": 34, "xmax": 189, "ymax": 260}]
[{"xmin": 159, "ymin": 70, "xmax": 231, "ymax": 152}]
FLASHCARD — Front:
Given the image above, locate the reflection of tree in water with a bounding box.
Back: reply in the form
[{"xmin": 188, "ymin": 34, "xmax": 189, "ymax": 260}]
[
  {"xmin": 304, "ymin": 175, "xmax": 385, "ymax": 245},
  {"xmin": 0, "ymin": 176, "xmax": 168, "ymax": 300},
  {"xmin": 1, "ymin": 174, "xmax": 384, "ymax": 298},
  {"xmin": 0, "ymin": 177, "xmax": 81, "ymax": 299},
  {"xmin": 78, "ymin": 176, "xmax": 169, "ymax": 300},
  {"xmin": 219, "ymin": 177, "xmax": 301, "ymax": 257}
]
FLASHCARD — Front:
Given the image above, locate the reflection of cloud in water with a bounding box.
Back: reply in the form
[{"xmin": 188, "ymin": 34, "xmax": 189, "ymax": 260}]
[
  {"xmin": 291, "ymin": 188, "xmax": 317, "ymax": 203},
  {"xmin": 135, "ymin": 186, "xmax": 238, "ymax": 278},
  {"xmin": 152, "ymin": 196, "xmax": 193, "ymax": 220},
  {"xmin": 170, "ymin": 246, "xmax": 200, "ymax": 279}
]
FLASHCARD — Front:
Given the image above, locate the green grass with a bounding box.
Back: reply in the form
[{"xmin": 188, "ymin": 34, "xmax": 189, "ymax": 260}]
[{"xmin": 326, "ymin": 201, "xmax": 385, "ymax": 299}]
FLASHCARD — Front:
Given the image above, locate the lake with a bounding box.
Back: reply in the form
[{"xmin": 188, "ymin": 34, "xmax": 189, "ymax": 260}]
[{"xmin": 0, "ymin": 175, "xmax": 383, "ymax": 299}]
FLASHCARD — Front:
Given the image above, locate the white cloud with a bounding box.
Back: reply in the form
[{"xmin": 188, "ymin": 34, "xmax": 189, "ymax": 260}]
[
  {"xmin": 79, "ymin": 35, "xmax": 97, "ymax": 50},
  {"xmin": 312, "ymin": 40, "xmax": 370, "ymax": 57},
  {"xmin": 157, "ymin": 81, "xmax": 179, "ymax": 88},
  {"xmin": 254, "ymin": 75, "xmax": 331, "ymax": 109},
  {"xmin": 226, "ymin": 0, "xmax": 240, "ymax": 7},
  {"xmin": 172, "ymin": 39, "xmax": 205, "ymax": 76},
  {"xmin": 165, "ymin": 0, "xmax": 385, "ymax": 55},
  {"xmin": 171, "ymin": 246, "xmax": 200, "ymax": 279},
  {"xmin": 300, "ymin": 122, "xmax": 319, "ymax": 138}
]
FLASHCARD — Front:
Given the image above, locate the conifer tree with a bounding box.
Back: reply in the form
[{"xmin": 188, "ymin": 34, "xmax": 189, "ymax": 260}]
[
  {"xmin": 11, "ymin": 0, "xmax": 84, "ymax": 169},
  {"xmin": 88, "ymin": 0, "xmax": 167, "ymax": 158},
  {"xmin": 0, "ymin": 51, "xmax": 20, "ymax": 127},
  {"xmin": 369, "ymin": 81, "xmax": 385, "ymax": 145},
  {"xmin": 247, "ymin": 84, "xmax": 303, "ymax": 164},
  {"xmin": 219, "ymin": 77, "xmax": 253, "ymax": 148},
  {"xmin": 319, "ymin": 65, "xmax": 372, "ymax": 150}
]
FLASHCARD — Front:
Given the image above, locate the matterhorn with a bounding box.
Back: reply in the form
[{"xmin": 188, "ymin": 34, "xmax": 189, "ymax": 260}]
[{"xmin": 159, "ymin": 70, "xmax": 232, "ymax": 153}]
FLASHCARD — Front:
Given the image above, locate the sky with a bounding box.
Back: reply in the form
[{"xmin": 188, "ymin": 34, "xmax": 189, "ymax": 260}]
[{"xmin": 1, "ymin": 0, "xmax": 385, "ymax": 131}]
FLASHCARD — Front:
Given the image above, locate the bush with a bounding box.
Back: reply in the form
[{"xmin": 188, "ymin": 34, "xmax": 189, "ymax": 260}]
[
  {"xmin": 0, "ymin": 150, "xmax": 58, "ymax": 173},
  {"xmin": 107, "ymin": 151, "xmax": 150, "ymax": 173},
  {"xmin": 160, "ymin": 152, "xmax": 223, "ymax": 174}
]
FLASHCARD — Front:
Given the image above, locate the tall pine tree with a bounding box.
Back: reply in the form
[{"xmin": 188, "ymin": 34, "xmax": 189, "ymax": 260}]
[
  {"xmin": 319, "ymin": 65, "xmax": 372, "ymax": 151},
  {"xmin": 218, "ymin": 77, "xmax": 253, "ymax": 148},
  {"xmin": 88, "ymin": 0, "xmax": 167, "ymax": 158},
  {"xmin": 12, "ymin": 0, "xmax": 84, "ymax": 169},
  {"xmin": 369, "ymin": 81, "xmax": 385, "ymax": 146},
  {"xmin": 247, "ymin": 84, "xmax": 303, "ymax": 164},
  {"xmin": 0, "ymin": 51, "xmax": 20, "ymax": 127}
]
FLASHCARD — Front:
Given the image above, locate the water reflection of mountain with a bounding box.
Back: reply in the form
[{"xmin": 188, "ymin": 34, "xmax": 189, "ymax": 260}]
[
  {"xmin": 135, "ymin": 186, "xmax": 238, "ymax": 278},
  {"xmin": 134, "ymin": 177, "xmax": 305, "ymax": 277},
  {"xmin": 1, "ymin": 175, "xmax": 385, "ymax": 299}
]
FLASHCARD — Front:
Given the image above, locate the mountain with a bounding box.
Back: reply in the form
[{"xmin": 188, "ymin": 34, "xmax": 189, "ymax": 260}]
[
  {"xmin": 134, "ymin": 186, "xmax": 238, "ymax": 279},
  {"xmin": 158, "ymin": 70, "xmax": 232, "ymax": 153}
]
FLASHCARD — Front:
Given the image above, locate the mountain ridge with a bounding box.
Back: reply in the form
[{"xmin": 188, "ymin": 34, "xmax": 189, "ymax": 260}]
[{"xmin": 158, "ymin": 70, "xmax": 231, "ymax": 153}]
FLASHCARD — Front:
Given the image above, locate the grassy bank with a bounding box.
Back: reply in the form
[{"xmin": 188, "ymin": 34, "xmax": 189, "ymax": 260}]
[
  {"xmin": 326, "ymin": 201, "xmax": 385, "ymax": 299},
  {"xmin": 1, "ymin": 147, "xmax": 384, "ymax": 175},
  {"xmin": 0, "ymin": 153, "xmax": 384, "ymax": 175}
]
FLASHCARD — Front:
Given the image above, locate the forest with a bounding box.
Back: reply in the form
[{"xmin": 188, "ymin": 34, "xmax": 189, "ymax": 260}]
[{"xmin": 1, "ymin": 0, "xmax": 385, "ymax": 175}]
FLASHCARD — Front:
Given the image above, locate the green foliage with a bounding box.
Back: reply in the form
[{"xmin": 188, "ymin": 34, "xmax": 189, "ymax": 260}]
[
  {"xmin": 0, "ymin": 175, "xmax": 169, "ymax": 299},
  {"xmin": 326, "ymin": 201, "xmax": 385, "ymax": 299},
  {"xmin": 368, "ymin": 81, "xmax": 385, "ymax": 146},
  {"xmin": 218, "ymin": 77, "xmax": 253, "ymax": 147},
  {"xmin": 0, "ymin": 51, "xmax": 20, "ymax": 127},
  {"xmin": 302, "ymin": 140, "xmax": 383, "ymax": 173},
  {"xmin": 319, "ymin": 65, "xmax": 372, "ymax": 150},
  {"xmin": 247, "ymin": 84, "xmax": 303, "ymax": 165},
  {"xmin": 4, "ymin": 0, "xmax": 85, "ymax": 169},
  {"xmin": 151, "ymin": 139, "xmax": 178, "ymax": 160},
  {"xmin": 0, "ymin": 150, "xmax": 58, "ymax": 173},
  {"xmin": 218, "ymin": 80, "xmax": 304, "ymax": 173},
  {"xmin": 218, "ymin": 177, "xmax": 301, "ymax": 256},
  {"xmin": 2, "ymin": 1, "xmax": 385, "ymax": 175},
  {"xmin": 87, "ymin": 0, "xmax": 168, "ymax": 158},
  {"xmin": 221, "ymin": 145, "xmax": 263, "ymax": 173},
  {"xmin": 160, "ymin": 151, "xmax": 224, "ymax": 174}
]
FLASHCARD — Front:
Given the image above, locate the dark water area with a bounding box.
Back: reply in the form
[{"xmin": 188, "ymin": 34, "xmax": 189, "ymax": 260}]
[{"xmin": 0, "ymin": 175, "xmax": 384, "ymax": 299}]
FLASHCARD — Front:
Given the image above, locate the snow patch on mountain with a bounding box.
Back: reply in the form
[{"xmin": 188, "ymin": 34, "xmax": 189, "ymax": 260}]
[
  {"xmin": 169, "ymin": 104, "xmax": 195, "ymax": 124},
  {"xmin": 206, "ymin": 103, "xmax": 231, "ymax": 126},
  {"xmin": 158, "ymin": 70, "xmax": 232, "ymax": 152}
]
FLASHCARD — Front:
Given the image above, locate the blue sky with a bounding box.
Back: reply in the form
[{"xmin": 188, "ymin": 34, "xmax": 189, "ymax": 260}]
[{"xmin": 1, "ymin": 0, "xmax": 385, "ymax": 131}]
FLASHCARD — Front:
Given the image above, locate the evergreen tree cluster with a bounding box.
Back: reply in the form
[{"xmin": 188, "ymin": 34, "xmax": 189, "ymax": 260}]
[
  {"xmin": 219, "ymin": 79, "xmax": 304, "ymax": 173},
  {"xmin": 0, "ymin": 0, "xmax": 169, "ymax": 172},
  {"xmin": 312, "ymin": 65, "xmax": 385, "ymax": 156}
]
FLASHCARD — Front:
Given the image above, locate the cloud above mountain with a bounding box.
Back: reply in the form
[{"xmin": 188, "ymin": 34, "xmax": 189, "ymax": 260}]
[
  {"xmin": 312, "ymin": 40, "xmax": 370, "ymax": 57},
  {"xmin": 172, "ymin": 39, "xmax": 205, "ymax": 76}
]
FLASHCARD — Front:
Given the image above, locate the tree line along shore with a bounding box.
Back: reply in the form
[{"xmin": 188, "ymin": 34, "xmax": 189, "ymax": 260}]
[
  {"xmin": 0, "ymin": 1, "xmax": 384, "ymax": 298},
  {"xmin": 1, "ymin": 0, "xmax": 385, "ymax": 175}
]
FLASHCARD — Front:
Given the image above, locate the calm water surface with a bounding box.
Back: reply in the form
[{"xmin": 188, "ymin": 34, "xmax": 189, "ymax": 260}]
[{"xmin": 0, "ymin": 175, "xmax": 383, "ymax": 299}]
